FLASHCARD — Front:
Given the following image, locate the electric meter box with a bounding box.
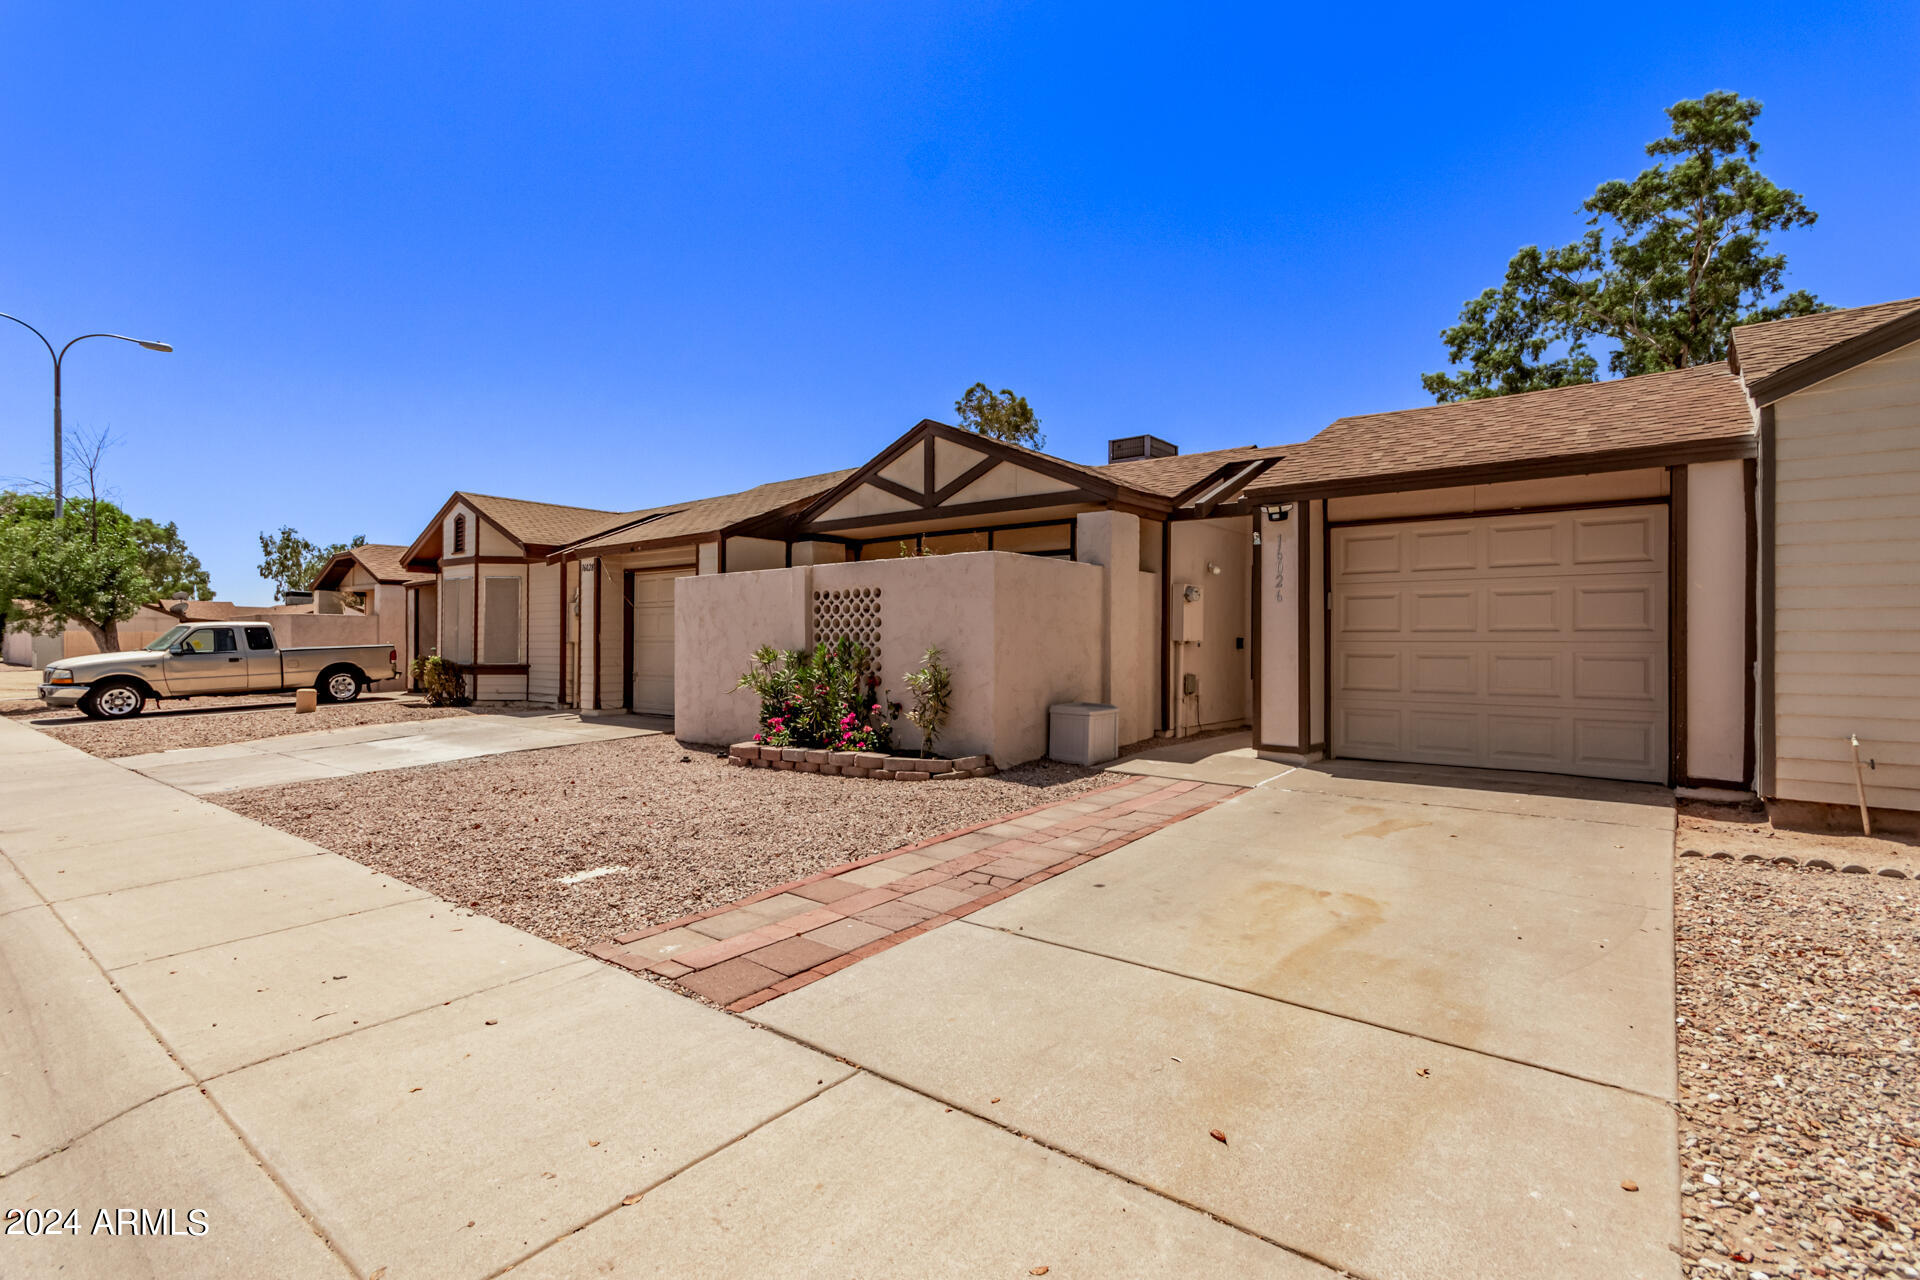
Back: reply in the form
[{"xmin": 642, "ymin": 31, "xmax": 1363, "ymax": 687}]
[{"xmin": 1171, "ymin": 584, "xmax": 1205, "ymax": 644}]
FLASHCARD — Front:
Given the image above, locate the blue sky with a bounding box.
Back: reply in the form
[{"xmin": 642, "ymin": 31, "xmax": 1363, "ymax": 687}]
[{"xmin": 2, "ymin": 2, "xmax": 1915, "ymax": 599}]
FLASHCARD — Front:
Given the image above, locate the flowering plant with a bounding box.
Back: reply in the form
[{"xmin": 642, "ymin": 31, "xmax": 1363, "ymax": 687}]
[{"xmin": 735, "ymin": 638, "xmax": 894, "ymax": 751}]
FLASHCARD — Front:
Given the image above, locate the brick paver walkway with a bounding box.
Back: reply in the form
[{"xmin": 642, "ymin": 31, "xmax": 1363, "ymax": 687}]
[{"xmin": 587, "ymin": 775, "xmax": 1244, "ymax": 1012}]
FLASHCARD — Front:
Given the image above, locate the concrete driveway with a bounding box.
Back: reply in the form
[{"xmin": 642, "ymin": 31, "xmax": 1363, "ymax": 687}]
[
  {"xmin": 756, "ymin": 758, "xmax": 1682, "ymax": 1280},
  {"xmin": 110, "ymin": 710, "xmax": 665, "ymax": 794}
]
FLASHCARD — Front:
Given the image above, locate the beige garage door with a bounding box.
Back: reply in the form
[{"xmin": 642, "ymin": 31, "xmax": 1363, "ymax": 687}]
[
  {"xmin": 631, "ymin": 569, "xmax": 693, "ymax": 716},
  {"xmin": 1330, "ymin": 505, "xmax": 1669, "ymax": 783}
]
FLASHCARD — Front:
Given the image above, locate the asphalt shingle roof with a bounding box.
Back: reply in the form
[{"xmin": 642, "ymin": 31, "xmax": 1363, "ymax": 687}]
[
  {"xmin": 562, "ymin": 470, "xmax": 857, "ymax": 555},
  {"xmin": 1248, "ymin": 363, "xmax": 1754, "ymax": 497},
  {"xmin": 1097, "ymin": 445, "xmax": 1293, "ymax": 499},
  {"xmin": 311, "ymin": 544, "xmax": 431, "ymax": 588},
  {"xmin": 459, "ymin": 493, "xmax": 627, "ymax": 549},
  {"xmin": 1730, "ymin": 296, "xmax": 1920, "ymax": 392}
]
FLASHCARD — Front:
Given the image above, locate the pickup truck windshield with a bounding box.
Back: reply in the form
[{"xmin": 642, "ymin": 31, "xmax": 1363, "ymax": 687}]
[{"xmin": 144, "ymin": 625, "xmax": 191, "ymax": 651}]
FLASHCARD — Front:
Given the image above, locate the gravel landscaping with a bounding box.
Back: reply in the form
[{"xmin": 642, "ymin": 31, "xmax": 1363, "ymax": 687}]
[
  {"xmin": 217, "ymin": 732, "xmax": 1114, "ymax": 949},
  {"xmin": 1675, "ymin": 843, "xmax": 1919, "ymax": 1278},
  {"xmin": 29, "ymin": 694, "xmax": 471, "ymax": 758}
]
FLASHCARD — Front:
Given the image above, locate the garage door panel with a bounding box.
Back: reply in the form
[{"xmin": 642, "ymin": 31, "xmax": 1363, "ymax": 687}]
[
  {"xmin": 1573, "ymin": 719, "xmax": 1659, "ymax": 773},
  {"xmin": 1572, "ymin": 513, "xmax": 1660, "ymax": 566},
  {"xmin": 1571, "ymin": 652, "xmax": 1659, "ymax": 702},
  {"xmin": 1486, "ymin": 714, "xmax": 1562, "ymax": 769},
  {"xmin": 1339, "ymin": 531, "xmax": 1401, "ymax": 575},
  {"xmin": 1331, "ymin": 505, "xmax": 1667, "ymax": 784},
  {"xmin": 1408, "ymin": 590, "xmax": 1475, "ymax": 632},
  {"xmin": 1342, "ymin": 592, "xmax": 1401, "ymax": 632},
  {"xmin": 1409, "ymin": 651, "xmax": 1477, "ymax": 696},
  {"xmin": 631, "ymin": 569, "xmax": 692, "ymax": 717},
  {"xmin": 1339, "ymin": 650, "xmax": 1401, "ymax": 693},
  {"xmin": 1487, "ymin": 587, "xmax": 1559, "ymax": 633},
  {"xmin": 1485, "ymin": 520, "xmax": 1558, "ymax": 568},
  {"xmin": 1408, "ymin": 710, "xmax": 1480, "ymax": 759},
  {"xmin": 1339, "ymin": 706, "xmax": 1402, "ymax": 754},
  {"xmin": 1573, "ymin": 583, "xmax": 1657, "ymax": 633},
  {"xmin": 1409, "ymin": 525, "xmax": 1478, "ymax": 572},
  {"xmin": 1487, "ymin": 652, "xmax": 1560, "ymax": 698}
]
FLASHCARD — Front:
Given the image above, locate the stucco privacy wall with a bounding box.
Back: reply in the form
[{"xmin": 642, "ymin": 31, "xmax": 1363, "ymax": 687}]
[
  {"xmin": 1073, "ymin": 512, "xmax": 1159, "ymax": 746},
  {"xmin": 675, "ymin": 552, "xmax": 1103, "ymax": 764},
  {"xmin": 1684, "ymin": 459, "xmax": 1750, "ymax": 786},
  {"xmin": 1769, "ymin": 338, "xmax": 1920, "ymax": 812}
]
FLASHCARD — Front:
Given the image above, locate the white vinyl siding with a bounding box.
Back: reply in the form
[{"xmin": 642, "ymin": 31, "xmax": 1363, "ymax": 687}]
[
  {"xmin": 1770, "ymin": 338, "xmax": 1920, "ymax": 811},
  {"xmin": 1330, "ymin": 506, "xmax": 1669, "ymax": 783},
  {"xmin": 528, "ymin": 560, "xmax": 561, "ymax": 704}
]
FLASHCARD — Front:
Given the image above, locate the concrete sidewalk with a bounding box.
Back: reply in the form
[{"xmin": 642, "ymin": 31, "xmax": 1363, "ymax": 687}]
[
  {"xmin": 0, "ymin": 718, "xmax": 1324, "ymax": 1279},
  {"xmin": 108, "ymin": 709, "xmax": 665, "ymax": 794}
]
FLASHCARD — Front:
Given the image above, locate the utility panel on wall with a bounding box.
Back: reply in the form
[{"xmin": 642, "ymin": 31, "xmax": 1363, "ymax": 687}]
[{"xmin": 1172, "ymin": 584, "xmax": 1205, "ymax": 645}]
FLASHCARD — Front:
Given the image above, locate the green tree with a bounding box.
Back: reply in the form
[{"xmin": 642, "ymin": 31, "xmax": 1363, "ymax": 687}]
[
  {"xmin": 132, "ymin": 517, "xmax": 214, "ymax": 601},
  {"xmin": 1424, "ymin": 92, "xmax": 1826, "ymax": 402},
  {"xmin": 954, "ymin": 383, "xmax": 1043, "ymax": 449},
  {"xmin": 256, "ymin": 527, "xmax": 366, "ymax": 601},
  {"xmin": 0, "ymin": 492, "xmax": 157, "ymax": 652}
]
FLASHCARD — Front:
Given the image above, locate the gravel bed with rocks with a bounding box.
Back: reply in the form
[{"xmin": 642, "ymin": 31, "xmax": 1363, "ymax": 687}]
[
  {"xmin": 31, "ymin": 695, "xmax": 470, "ymax": 758},
  {"xmin": 1675, "ymin": 853, "xmax": 1919, "ymax": 1278},
  {"xmin": 216, "ymin": 732, "xmax": 1115, "ymax": 950}
]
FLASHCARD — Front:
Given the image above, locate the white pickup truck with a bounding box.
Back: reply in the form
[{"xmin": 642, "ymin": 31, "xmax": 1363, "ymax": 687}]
[{"xmin": 39, "ymin": 621, "xmax": 400, "ymax": 720}]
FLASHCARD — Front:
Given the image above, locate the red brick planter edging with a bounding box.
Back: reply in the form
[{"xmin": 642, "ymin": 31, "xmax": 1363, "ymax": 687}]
[
  {"xmin": 585, "ymin": 775, "xmax": 1246, "ymax": 1013},
  {"xmin": 728, "ymin": 741, "xmax": 994, "ymax": 781}
]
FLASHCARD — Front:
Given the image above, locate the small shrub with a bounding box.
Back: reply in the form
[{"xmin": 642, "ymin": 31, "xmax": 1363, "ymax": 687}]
[
  {"xmin": 903, "ymin": 645, "xmax": 952, "ymax": 758},
  {"xmin": 411, "ymin": 654, "xmax": 469, "ymax": 706},
  {"xmin": 735, "ymin": 637, "xmax": 893, "ymax": 751}
]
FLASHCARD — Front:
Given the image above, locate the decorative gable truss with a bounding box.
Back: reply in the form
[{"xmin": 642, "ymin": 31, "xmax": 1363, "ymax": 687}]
[{"xmin": 790, "ymin": 420, "xmax": 1169, "ymax": 536}]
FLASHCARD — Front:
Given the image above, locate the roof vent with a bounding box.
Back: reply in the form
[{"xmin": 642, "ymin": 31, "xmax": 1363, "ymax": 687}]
[{"xmin": 1108, "ymin": 435, "xmax": 1179, "ymax": 463}]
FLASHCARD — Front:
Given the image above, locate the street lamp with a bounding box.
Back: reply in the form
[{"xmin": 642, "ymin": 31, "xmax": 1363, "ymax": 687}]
[{"xmin": 0, "ymin": 313, "xmax": 173, "ymax": 517}]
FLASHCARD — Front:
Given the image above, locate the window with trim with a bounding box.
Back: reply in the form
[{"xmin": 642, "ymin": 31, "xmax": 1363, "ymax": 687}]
[
  {"xmin": 245, "ymin": 626, "xmax": 275, "ymax": 651},
  {"xmin": 483, "ymin": 575, "xmax": 521, "ymax": 664},
  {"xmin": 856, "ymin": 521, "xmax": 1073, "ymax": 561},
  {"xmin": 452, "ymin": 513, "xmax": 467, "ymax": 554}
]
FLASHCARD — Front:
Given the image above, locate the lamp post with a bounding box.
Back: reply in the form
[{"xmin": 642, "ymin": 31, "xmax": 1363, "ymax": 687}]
[{"xmin": 0, "ymin": 313, "xmax": 173, "ymax": 517}]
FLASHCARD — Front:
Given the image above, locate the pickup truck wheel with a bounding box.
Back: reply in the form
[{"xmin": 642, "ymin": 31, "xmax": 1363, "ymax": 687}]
[
  {"xmin": 85, "ymin": 680, "xmax": 146, "ymax": 719},
  {"xmin": 319, "ymin": 668, "xmax": 363, "ymax": 703}
]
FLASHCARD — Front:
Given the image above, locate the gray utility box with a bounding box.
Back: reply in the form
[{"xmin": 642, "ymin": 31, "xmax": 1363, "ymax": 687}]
[{"xmin": 1049, "ymin": 702, "xmax": 1121, "ymax": 766}]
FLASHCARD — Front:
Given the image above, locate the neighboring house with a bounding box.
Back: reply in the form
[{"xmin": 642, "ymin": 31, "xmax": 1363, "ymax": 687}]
[
  {"xmin": 667, "ymin": 423, "xmax": 1293, "ymax": 760},
  {"xmin": 308, "ymin": 544, "xmax": 431, "ymax": 691},
  {"xmin": 1734, "ymin": 298, "xmax": 1920, "ymax": 820},
  {"xmin": 552, "ymin": 471, "xmax": 855, "ymax": 716},
  {"xmin": 5, "ymin": 602, "xmax": 201, "ymax": 665},
  {"xmin": 399, "ymin": 493, "xmax": 628, "ymax": 703}
]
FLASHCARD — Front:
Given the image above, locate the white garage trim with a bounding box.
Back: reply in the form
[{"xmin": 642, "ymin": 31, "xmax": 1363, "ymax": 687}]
[{"xmin": 1328, "ymin": 504, "xmax": 1670, "ymax": 783}]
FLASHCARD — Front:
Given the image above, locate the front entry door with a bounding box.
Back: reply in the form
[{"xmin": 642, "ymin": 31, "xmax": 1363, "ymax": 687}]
[{"xmin": 630, "ymin": 569, "xmax": 691, "ymax": 716}]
